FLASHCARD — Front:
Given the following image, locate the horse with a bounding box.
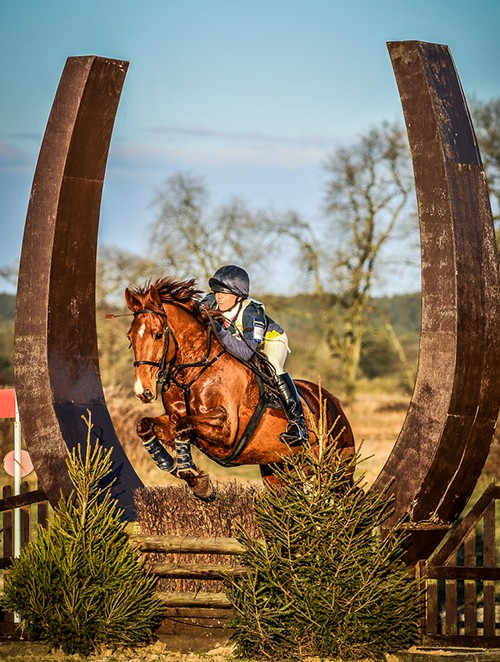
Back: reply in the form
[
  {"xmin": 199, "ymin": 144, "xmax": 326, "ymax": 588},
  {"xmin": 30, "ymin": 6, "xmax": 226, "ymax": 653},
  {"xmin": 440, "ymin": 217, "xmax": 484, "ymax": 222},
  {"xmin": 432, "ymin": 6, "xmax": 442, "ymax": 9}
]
[{"xmin": 125, "ymin": 277, "xmax": 356, "ymax": 500}]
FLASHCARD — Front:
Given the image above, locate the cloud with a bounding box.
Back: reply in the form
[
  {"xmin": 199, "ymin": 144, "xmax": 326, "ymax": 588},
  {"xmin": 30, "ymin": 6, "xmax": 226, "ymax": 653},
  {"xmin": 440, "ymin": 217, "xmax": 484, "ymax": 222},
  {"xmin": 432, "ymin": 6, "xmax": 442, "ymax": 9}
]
[
  {"xmin": 148, "ymin": 124, "xmax": 344, "ymax": 150},
  {"xmin": 0, "ymin": 143, "xmax": 28, "ymax": 162},
  {"xmin": 0, "ymin": 142, "xmax": 36, "ymax": 174},
  {"xmin": 110, "ymin": 127, "xmax": 347, "ymax": 172}
]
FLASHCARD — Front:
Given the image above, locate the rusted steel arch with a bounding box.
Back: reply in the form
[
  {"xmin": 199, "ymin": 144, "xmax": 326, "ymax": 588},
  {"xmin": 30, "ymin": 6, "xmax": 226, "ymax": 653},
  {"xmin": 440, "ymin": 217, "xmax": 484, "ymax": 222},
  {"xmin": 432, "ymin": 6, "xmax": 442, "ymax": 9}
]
[
  {"xmin": 13, "ymin": 45, "xmax": 499, "ymax": 543},
  {"xmin": 14, "ymin": 56, "xmax": 143, "ymax": 520},
  {"xmin": 371, "ymin": 42, "xmax": 500, "ymax": 560}
]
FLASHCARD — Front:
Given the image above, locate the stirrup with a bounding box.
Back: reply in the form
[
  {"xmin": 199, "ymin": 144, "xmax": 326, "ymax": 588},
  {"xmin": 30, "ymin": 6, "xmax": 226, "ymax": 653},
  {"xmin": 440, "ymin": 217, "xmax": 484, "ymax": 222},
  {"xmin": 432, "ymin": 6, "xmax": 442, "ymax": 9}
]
[
  {"xmin": 143, "ymin": 437, "xmax": 176, "ymax": 473},
  {"xmin": 279, "ymin": 420, "xmax": 308, "ymax": 447},
  {"xmin": 175, "ymin": 440, "xmax": 199, "ymax": 476}
]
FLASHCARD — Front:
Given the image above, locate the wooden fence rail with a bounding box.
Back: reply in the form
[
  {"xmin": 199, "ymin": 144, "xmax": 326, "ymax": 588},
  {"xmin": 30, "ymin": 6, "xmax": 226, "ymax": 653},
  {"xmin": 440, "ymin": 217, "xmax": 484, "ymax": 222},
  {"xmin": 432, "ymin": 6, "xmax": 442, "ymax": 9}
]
[
  {"xmin": 1, "ymin": 483, "xmax": 48, "ymax": 569},
  {"xmin": 418, "ymin": 484, "xmax": 499, "ymax": 647},
  {"xmin": 128, "ymin": 534, "xmax": 246, "ymax": 555},
  {"xmin": 0, "ymin": 481, "xmax": 49, "ymax": 634},
  {"xmin": 129, "ymin": 533, "xmax": 247, "ymax": 610}
]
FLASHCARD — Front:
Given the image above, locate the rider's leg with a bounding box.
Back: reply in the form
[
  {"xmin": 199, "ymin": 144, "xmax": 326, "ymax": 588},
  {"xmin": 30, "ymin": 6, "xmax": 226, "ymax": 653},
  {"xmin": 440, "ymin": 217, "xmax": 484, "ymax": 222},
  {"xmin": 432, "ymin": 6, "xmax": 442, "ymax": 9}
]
[
  {"xmin": 276, "ymin": 372, "xmax": 309, "ymax": 445},
  {"xmin": 263, "ymin": 335, "xmax": 308, "ymax": 446},
  {"xmin": 142, "ymin": 436, "xmax": 176, "ymax": 472}
]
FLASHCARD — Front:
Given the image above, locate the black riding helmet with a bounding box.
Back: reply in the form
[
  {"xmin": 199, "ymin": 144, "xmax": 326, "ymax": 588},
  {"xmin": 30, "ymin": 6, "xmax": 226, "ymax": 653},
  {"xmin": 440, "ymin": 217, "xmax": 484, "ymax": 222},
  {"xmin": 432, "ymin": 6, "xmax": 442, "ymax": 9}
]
[{"xmin": 209, "ymin": 265, "xmax": 250, "ymax": 298}]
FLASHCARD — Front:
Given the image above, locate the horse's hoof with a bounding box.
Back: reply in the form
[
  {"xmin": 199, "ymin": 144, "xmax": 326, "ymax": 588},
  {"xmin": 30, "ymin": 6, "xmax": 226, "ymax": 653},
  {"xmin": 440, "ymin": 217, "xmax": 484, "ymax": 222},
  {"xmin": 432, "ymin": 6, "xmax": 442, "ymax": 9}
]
[
  {"xmin": 196, "ymin": 486, "xmax": 217, "ymax": 503},
  {"xmin": 191, "ymin": 472, "xmax": 216, "ymax": 502},
  {"xmin": 136, "ymin": 417, "xmax": 154, "ymax": 438}
]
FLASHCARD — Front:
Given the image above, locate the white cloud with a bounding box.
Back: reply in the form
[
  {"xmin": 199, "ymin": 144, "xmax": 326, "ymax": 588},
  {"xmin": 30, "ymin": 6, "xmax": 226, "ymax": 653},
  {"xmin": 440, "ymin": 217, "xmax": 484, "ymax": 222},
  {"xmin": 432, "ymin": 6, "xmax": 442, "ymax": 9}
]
[{"xmin": 110, "ymin": 130, "xmax": 346, "ymax": 171}]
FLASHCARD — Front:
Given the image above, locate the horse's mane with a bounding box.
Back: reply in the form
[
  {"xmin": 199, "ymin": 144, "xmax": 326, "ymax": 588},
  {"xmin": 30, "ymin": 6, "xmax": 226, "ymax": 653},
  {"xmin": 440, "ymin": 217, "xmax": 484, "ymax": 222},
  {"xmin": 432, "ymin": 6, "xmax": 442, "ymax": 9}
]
[{"xmin": 130, "ymin": 277, "xmax": 207, "ymax": 320}]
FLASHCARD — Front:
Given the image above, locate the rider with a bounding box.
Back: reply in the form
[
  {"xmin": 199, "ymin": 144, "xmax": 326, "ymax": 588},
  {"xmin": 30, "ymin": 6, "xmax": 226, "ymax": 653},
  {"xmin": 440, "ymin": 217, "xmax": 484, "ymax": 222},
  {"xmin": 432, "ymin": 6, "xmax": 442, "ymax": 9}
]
[{"xmin": 201, "ymin": 265, "xmax": 308, "ymax": 446}]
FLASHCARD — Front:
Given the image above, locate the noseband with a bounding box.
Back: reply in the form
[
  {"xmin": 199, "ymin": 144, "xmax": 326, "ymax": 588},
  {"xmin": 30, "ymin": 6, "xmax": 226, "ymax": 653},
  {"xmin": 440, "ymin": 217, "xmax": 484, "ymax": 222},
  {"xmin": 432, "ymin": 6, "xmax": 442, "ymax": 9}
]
[
  {"xmin": 132, "ymin": 308, "xmax": 178, "ymax": 385},
  {"xmin": 131, "ymin": 305, "xmax": 225, "ymax": 409}
]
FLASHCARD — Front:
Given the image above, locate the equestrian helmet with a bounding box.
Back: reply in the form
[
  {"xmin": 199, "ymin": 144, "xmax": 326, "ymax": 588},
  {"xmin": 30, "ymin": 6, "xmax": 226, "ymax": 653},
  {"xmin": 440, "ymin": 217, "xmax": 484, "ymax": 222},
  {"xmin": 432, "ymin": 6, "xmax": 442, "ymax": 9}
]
[{"xmin": 209, "ymin": 265, "xmax": 250, "ymax": 297}]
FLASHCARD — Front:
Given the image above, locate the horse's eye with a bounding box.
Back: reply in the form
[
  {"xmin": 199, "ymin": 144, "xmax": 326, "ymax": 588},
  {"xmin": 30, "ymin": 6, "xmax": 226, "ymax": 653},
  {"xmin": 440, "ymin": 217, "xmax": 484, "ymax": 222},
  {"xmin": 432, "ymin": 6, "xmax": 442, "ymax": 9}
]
[
  {"xmin": 128, "ymin": 342, "xmax": 132, "ymax": 349},
  {"xmin": 155, "ymin": 331, "xmax": 163, "ymax": 340}
]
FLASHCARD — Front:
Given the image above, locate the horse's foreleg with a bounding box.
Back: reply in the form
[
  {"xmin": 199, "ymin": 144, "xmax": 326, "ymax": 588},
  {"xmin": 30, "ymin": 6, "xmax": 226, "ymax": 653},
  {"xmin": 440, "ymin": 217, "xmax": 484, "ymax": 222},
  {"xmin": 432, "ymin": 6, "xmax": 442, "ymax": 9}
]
[
  {"xmin": 174, "ymin": 405, "xmax": 231, "ymax": 447},
  {"xmin": 136, "ymin": 414, "xmax": 214, "ymax": 500},
  {"xmin": 168, "ymin": 406, "xmax": 229, "ymax": 502},
  {"xmin": 136, "ymin": 415, "xmax": 176, "ymax": 473}
]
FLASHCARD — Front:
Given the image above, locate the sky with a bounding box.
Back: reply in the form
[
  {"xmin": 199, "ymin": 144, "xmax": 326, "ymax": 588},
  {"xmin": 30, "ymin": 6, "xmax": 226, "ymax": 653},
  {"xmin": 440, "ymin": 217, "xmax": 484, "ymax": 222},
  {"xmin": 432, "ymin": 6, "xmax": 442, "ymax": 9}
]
[{"xmin": 1, "ymin": 0, "xmax": 499, "ymax": 295}]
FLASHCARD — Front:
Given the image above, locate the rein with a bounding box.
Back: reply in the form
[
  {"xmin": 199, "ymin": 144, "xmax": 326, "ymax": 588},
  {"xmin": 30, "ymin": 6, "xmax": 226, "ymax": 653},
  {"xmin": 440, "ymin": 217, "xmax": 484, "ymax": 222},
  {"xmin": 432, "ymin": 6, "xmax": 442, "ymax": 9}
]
[
  {"xmin": 132, "ymin": 306, "xmax": 224, "ymax": 411},
  {"xmin": 132, "ymin": 308, "xmax": 177, "ymax": 384}
]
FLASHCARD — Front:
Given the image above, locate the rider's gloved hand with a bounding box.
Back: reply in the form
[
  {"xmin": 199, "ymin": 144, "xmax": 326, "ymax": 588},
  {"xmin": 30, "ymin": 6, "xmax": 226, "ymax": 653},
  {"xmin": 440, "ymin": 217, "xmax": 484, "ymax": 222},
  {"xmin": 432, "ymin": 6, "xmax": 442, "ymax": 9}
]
[{"xmin": 205, "ymin": 307, "xmax": 224, "ymax": 331}]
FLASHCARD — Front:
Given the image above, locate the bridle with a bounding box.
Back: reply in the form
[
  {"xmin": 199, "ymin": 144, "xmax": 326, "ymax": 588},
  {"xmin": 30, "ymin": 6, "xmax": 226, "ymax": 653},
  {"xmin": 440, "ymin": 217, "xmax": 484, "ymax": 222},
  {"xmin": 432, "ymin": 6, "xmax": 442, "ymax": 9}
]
[
  {"xmin": 131, "ymin": 306, "xmax": 225, "ymax": 410},
  {"xmin": 132, "ymin": 308, "xmax": 178, "ymax": 385}
]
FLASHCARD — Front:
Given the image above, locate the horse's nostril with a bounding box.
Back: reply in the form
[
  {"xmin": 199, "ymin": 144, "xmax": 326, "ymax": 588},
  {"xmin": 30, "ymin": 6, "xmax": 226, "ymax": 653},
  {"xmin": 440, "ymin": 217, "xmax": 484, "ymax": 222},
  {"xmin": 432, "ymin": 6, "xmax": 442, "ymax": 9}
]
[{"xmin": 143, "ymin": 388, "xmax": 154, "ymax": 401}]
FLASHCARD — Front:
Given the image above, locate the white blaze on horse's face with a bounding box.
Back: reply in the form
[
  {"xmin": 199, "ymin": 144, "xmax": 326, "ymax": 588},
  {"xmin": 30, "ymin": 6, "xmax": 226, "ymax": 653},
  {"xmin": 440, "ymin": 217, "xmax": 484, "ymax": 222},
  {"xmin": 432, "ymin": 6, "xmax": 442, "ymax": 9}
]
[
  {"xmin": 133, "ymin": 374, "xmax": 146, "ymax": 398},
  {"xmin": 128, "ymin": 313, "xmax": 165, "ymax": 403}
]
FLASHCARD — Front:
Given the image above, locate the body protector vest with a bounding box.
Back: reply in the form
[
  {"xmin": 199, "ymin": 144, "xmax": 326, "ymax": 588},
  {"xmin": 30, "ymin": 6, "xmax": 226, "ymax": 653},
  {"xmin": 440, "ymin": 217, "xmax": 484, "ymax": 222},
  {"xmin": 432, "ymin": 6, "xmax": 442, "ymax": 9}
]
[{"xmin": 201, "ymin": 293, "xmax": 290, "ymax": 371}]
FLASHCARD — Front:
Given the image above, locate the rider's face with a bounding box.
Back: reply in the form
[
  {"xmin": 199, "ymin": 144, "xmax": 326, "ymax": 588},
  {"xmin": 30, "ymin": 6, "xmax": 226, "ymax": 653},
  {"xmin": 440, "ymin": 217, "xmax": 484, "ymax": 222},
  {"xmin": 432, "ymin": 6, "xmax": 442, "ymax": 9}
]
[{"xmin": 215, "ymin": 291, "xmax": 238, "ymax": 312}]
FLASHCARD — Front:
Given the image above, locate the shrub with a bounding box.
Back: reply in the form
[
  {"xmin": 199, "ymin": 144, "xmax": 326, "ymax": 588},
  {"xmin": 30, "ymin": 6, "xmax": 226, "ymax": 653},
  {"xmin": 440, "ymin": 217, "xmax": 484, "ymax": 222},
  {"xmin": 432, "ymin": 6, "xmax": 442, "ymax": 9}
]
[
  {"xmin": 224, "ymin": 404, "xmax": 420, "ymax": 661},
  {"xmin": 1, "ymin": 413, "xmax": 163, "ymax": 656}
]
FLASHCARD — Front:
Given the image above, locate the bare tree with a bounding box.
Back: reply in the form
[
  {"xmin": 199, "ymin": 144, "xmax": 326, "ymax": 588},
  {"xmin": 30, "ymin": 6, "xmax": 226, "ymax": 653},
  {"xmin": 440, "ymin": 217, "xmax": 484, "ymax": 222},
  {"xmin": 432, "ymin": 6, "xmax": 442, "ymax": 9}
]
[
  {"xmin": 471, "ymin": 97, "xmax": 500, "ymax": 250},
  {"xmin": 96, "ymin": 245, "xmax": 158, "ymax": 308},
  {"xmin": 272, "ymin": 122, "xmax": 416, "ymax": 399},
  {"xmin": 0, "ymin": 264, "xmax": 18, "ymax": 290},
  {"xmin": 321, "ymin": 121, "xmax": 416, "ymax": 399},
  {"xmin": 149, "ymin": 172, "xmax": 281, "ymax": 290}
]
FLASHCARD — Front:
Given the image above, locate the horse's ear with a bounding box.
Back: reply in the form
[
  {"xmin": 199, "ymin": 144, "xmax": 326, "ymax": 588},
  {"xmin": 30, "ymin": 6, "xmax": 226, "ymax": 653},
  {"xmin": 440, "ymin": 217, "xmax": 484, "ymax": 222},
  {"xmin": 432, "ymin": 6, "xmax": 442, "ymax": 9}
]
[
  {"xmin": 148, "ymin": 285, "xmax": 163, "ymax": 311},
  {"xmin": 125, "ymin": 288, "xmax": 141, "ymax": 312}
]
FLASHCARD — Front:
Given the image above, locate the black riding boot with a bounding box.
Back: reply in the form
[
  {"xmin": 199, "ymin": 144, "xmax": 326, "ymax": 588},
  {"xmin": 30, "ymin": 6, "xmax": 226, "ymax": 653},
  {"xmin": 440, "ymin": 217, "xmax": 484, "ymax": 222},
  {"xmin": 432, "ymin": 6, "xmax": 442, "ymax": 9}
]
[
  {"xmin": 276, "ymin": 373, "xmax": 308, "ymax": 446},
  {"xmin": 143, "ymin": 436, "xmax": 176, "ymax": 472}
]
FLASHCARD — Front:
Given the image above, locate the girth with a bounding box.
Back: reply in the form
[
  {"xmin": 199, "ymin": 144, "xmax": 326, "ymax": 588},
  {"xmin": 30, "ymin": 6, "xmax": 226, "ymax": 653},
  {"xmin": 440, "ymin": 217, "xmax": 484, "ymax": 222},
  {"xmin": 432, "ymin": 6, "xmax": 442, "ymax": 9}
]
[
  {"xmin": 213, "ymin": 373, "xmax": 315, "ymax": 467},
  {"xmin": 214, "ymin": 372, "xmax": 280, "ymax": 467}
]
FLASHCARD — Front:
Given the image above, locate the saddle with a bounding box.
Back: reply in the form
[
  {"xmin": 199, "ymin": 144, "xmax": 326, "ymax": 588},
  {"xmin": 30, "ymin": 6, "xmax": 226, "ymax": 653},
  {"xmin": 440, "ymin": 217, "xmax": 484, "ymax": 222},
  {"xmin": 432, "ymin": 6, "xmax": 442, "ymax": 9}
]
[{"xmin": 216, "ymin": 350, "xmax": 313, "ymax": 466}]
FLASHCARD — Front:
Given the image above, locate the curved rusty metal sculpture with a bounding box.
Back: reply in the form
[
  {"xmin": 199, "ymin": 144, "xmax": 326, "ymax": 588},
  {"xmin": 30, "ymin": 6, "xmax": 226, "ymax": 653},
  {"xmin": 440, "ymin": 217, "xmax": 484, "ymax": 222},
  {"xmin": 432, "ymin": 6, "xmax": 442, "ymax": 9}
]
[
  {"xmin": 13, "ymin": 44, "xmax": 500, "ymax": 545},
  {"xmin": 14, "ymin": 56, "xmax": 143, "ymax": 520},
  {"xmin": 371, "ymin": 42, "xmax": 500, "ymax": 560}
]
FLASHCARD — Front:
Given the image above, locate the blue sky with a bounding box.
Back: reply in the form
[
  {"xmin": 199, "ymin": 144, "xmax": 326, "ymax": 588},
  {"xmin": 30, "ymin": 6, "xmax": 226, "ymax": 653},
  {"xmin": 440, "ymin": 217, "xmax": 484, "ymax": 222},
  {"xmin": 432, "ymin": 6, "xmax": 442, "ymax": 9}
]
[{"xmin": 1, "ymin": 1, "xmax": 499, "ymax": 294}]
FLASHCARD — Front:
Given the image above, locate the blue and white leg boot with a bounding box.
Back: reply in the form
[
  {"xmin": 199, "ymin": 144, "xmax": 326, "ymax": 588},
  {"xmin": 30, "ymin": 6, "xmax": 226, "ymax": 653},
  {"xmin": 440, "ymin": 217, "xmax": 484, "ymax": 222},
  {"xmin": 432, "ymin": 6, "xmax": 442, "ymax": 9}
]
[
  {"xmin": 175, "ymin": 439, "xmax": 198, "ymax": 475},
  {"xmin": 143, "ymin": 437, "xmax": 176, "ymax": 472}
]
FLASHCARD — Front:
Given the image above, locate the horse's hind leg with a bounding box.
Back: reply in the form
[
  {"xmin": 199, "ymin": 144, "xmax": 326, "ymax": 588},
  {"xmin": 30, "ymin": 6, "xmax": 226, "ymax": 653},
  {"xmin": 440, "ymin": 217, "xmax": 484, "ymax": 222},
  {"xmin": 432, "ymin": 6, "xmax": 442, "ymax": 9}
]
[{"xmin": 259, "ymin": 463, "xmax": 285, "ymax": 488}]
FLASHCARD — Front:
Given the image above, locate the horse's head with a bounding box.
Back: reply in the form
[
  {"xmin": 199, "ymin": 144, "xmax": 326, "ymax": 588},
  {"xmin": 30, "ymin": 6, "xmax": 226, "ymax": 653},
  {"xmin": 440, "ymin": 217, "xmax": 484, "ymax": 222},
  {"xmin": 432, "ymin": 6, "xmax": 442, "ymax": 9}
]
[{"xmin": 125, "ymin": 284, "xmax": 176, "ymax": 403}]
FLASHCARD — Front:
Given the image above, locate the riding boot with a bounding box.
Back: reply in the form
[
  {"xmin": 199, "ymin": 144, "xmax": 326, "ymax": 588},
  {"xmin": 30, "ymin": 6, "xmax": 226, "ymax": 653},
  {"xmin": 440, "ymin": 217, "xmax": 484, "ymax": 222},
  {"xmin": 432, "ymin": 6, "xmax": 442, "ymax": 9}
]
[
  {"xmin": 143, "ymin": 436, "xmax": 176, "ymax": 472},
  {"xmin": 175, "ymin": 439, "xmax": 199, "ymax": 475},
  {"xmin": 276, "ymin": 373, "xmax": 309, "ymax": 446}
]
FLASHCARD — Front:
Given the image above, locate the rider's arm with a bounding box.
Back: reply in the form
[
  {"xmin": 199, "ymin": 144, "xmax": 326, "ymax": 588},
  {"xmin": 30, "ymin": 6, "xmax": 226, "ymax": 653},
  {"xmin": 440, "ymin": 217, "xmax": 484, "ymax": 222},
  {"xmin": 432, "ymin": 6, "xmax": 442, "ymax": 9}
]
[
  {"xmin": 216, "ymin": 327, "xmax": 257, "ymax": 360},
  {"xmin": 217, "ymin": 301, "xmax": 266, "ymax": 361}
]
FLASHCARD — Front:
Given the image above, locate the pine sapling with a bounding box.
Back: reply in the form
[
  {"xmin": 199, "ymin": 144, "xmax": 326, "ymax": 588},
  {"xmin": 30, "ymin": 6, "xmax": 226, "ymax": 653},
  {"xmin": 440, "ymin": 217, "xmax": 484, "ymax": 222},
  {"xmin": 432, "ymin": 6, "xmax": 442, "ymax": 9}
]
[{"xmin": 1, "ymin": 412, "xmax": 163, "ymax": 656}]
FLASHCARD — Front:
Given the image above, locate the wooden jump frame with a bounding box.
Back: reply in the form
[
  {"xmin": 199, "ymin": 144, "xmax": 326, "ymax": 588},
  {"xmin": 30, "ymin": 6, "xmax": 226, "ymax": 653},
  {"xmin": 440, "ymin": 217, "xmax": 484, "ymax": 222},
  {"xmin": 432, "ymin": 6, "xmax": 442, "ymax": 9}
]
[
  {"xmin": 131, "ymin": 497, "xmax": 499, "ymax": 647},
  {"xmin": 8, "ymin": 43, "xmax": 499, "ymax": 660},
  {"xmin": 417, "ymin": 484, "xmax": 500, "ymax": 647},
  {"xmin": 129, "ymin": 534, "xmax": 246, "ymax": 610}
]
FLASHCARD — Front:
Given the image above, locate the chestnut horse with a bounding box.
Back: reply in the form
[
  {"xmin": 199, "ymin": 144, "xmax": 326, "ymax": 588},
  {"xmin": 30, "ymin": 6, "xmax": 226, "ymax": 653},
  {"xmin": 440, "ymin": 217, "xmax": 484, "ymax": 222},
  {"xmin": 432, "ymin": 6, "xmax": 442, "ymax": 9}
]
[{"xmin": 125, "ymin": 277, "xmax": 355, "ymax": 500}]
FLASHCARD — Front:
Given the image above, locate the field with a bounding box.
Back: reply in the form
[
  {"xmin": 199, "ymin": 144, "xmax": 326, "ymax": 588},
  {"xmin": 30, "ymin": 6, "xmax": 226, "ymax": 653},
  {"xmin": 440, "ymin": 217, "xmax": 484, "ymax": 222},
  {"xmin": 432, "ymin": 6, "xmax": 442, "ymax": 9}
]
[{"xmin": 105, "ymin": 385, "xmax": 498, "ymax": 492}]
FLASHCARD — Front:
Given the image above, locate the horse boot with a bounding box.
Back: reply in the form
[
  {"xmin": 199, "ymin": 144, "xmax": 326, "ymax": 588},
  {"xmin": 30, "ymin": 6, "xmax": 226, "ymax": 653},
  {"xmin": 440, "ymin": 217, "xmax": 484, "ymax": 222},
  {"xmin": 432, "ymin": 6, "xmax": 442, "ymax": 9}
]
[
  {"xmin": 276, "ymin": 373, "xmax": 309, "ymax": 446},
  {"xmin": 142, "ymin": 436, "xmax": 176, "ymax": 472},
  {"xmin": 175, "ymin": 439, "xmax": 199, "ymax": 476}
]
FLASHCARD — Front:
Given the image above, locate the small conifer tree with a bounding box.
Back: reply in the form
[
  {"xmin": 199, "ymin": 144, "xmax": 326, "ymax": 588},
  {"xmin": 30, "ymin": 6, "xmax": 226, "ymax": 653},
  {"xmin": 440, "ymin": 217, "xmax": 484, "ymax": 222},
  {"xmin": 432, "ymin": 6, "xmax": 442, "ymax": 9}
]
[
  {"xmin": 1, "ymin": 413, "xmax": 163, "ymax": 656},
  {"xmin": 224, "ymin": 399, "xmax": 420, "ymax": 661}
]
